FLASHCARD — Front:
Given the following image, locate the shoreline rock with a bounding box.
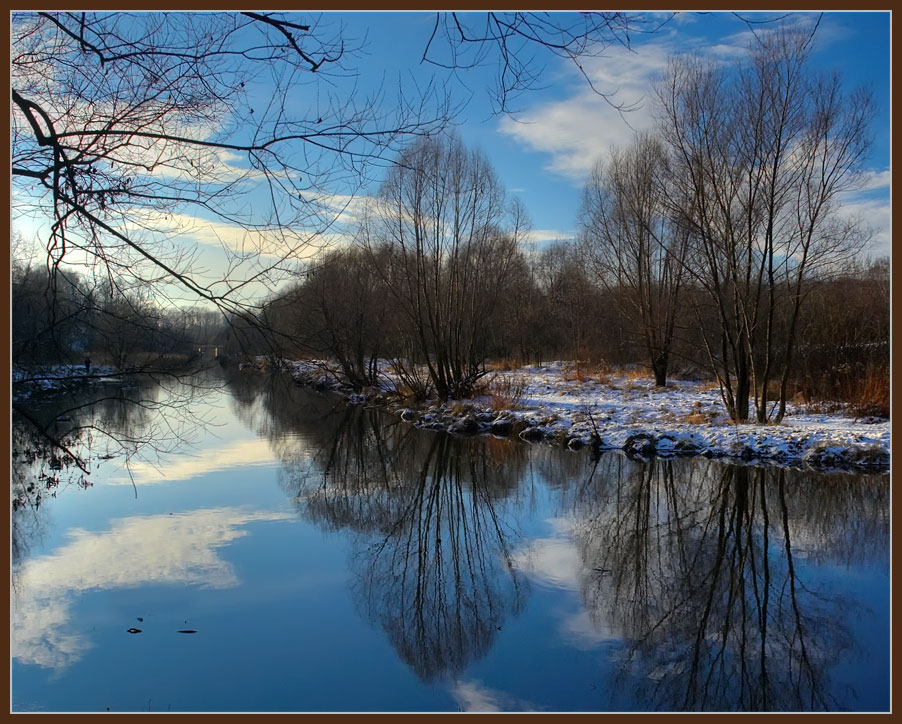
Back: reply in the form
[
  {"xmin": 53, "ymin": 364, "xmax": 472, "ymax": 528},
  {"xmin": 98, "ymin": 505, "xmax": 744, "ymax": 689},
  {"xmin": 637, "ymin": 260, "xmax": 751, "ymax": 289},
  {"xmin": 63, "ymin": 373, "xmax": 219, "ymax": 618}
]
[{"xmin": 278, "ymin": 360, "xmax": 890, "ymax": 473}]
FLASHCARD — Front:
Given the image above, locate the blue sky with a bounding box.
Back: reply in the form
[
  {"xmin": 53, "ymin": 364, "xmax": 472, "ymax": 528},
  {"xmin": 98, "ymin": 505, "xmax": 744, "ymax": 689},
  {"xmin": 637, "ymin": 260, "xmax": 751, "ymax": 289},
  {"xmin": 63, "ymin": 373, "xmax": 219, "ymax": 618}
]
[
  {"xmin": 12, "ymin": 11, "xmax": 891, "ymax": 307},
  {"xmin": 329, "ymin": 10, "xmax": 890, "ymax": 255}
]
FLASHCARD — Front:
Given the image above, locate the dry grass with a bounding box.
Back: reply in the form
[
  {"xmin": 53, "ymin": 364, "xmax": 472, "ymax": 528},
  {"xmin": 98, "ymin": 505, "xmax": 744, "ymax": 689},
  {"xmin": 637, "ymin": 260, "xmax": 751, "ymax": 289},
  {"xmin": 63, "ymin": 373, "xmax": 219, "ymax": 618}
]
[
  {"xmin": 486, "ymin": 374, "xmax": 528, "ymax": 411},
  {"xmin": 562, "ymin": 361, "xmax": 614, "ymax": 383},
  {"xmin": 561, "ymin": 364, "xmax": 590, "ymax": 382},
  {"xmin": 798, "ymin": 399, "xmax": 846, "ymax": 415},
  {"xmin": 677, "ymin": 401, "xmax": 722, "ymax": 425},
  {"xmin": 623, "ymin": 367, "xmax": 649, "ymax": 381},
  {"xmin": 594, "ymin": 365, "xmax": 650, "ymax": 388},
  {"xmin": 795, "ymin": 362, "xmax": 889, "ymax": 419},
  {"xmin": 843, "ymin": 365, "xmax": 890, "ymax": 418},
  {"xmin": 683, "ymin": 410, "xmax": 717, "ymax": 425},
  {"xmin": 486, "ymin": 356, "xmax": 527, "ymax": 372}
]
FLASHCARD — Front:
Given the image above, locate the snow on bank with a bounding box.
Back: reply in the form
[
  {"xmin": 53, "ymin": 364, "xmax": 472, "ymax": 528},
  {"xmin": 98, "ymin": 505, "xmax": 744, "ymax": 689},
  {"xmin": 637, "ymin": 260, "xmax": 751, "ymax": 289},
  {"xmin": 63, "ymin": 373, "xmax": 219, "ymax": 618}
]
[
  {"xmin": 282, "ymin": 359, "xmax": 890, "ymax": 471},
  {"xmin": 12, "ymin": 364, "xmax": 120, "ymax": 400}
]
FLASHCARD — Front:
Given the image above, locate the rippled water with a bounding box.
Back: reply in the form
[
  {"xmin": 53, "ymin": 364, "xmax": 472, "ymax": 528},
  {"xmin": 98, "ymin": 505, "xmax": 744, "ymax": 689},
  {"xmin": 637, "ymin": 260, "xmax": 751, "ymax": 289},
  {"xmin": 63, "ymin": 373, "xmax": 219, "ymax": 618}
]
[{"xmin": 10, "ymin": 371, "xmax": 890, "ymax": 712}]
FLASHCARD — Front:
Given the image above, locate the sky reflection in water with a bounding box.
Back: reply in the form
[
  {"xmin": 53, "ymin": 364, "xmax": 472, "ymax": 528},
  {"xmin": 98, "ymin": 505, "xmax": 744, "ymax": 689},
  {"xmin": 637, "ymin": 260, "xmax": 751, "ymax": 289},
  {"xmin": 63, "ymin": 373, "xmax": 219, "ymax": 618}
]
[{"xmin": 11, "ymin": 372, "xmax": 890, "ymax": 712}]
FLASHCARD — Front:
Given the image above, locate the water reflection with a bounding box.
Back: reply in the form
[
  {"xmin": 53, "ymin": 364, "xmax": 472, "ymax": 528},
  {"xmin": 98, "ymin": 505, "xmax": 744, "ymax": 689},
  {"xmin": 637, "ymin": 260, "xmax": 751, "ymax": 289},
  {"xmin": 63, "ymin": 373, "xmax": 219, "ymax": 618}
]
[
  {"xmin": 238, "ymin": 375, "xmax": 531, "ymax": 682},
  {"xmin": 12, "ymin": 507, "xmax": 292, "ymax": 670},
  {"xmin": 556, "ymin": 456, "xmax": 888, "ymax": 711},
  {"xmin": 12, "ymin": 376, "xmax": 222, "ymax": 566},
  {"xmin": 13, "ymin": 372, "xmax": 885, "ymax": 711},
  {"xmin": 224, "ymin": 372, "xmax": 888, "ymax": 710}
]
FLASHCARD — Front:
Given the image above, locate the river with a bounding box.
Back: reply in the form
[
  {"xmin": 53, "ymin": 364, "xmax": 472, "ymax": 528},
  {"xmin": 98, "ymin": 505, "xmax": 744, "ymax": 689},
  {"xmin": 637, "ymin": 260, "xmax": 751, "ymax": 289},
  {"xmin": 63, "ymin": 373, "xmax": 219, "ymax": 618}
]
[{"xmin": 10, "ymin": 370, "xmax": 890, "ymax": 712}]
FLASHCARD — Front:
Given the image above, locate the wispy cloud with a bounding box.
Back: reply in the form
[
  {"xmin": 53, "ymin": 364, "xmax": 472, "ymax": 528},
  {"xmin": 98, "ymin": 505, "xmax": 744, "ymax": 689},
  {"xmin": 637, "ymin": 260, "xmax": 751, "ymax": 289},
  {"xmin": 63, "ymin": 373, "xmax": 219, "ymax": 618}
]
[
  {"xmin": 512, "ymin": 518, "xmax": 584, "ymax": 590},
  {"xmin": 495, "ymin": 13, "xmax": 834, "ymax": 185},
  {"xmin": 835, "ymin": 192, "xmax": 891, "ymax": 259},
  {"xmin": 122, "ymin": 208, "xmax": 346, "ymax": 262},
  {"xmin": 523, "ymin": 228, "xmax": 575, "ymax": 246},
  {"xmin": 496, "ymin": 40, "xmax": 676, "ymax": 183},
  {"xmin": 106, "ymin": 438, "xmax": 277, "ymax": 486},
  {"xmin": 858, "ymin": 169, "xmax": 891, "ymax": 192},
  {"xmin": 512, "ymin": 518, "xmax": 623, "ymax": 651}
]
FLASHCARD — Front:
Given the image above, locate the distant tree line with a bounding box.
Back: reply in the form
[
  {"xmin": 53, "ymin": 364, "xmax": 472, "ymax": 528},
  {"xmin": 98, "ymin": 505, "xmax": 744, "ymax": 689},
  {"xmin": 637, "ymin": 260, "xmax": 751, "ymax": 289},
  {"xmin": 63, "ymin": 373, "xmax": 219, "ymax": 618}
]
[{"xmin": 11, "ymin": 244, "xmax": 227, "ymax": 372}]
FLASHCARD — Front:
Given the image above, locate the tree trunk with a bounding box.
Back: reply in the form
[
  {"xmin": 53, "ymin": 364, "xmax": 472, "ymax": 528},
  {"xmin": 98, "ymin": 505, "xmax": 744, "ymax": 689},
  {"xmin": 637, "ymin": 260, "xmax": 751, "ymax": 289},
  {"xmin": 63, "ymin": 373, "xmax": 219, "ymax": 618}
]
[{"xmin": 652, "ymin": 351, "xmax": 669, "ymax": 387}]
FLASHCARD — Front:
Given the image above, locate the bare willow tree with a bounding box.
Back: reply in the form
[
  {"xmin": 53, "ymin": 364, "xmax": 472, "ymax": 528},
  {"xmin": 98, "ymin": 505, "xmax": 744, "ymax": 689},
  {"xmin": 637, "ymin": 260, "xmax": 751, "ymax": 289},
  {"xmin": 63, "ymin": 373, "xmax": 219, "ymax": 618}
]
[
  {"xmin": 655, "ymin": 26, "xmax": 874, "ymax": 422},
  {"xmin": 361, "ymin": 134, "xmax": 528, "ymax": 401},
  {"xmin": 11, "ymin": 11, "xmax": 449, "ymax": 339},
  {"xmin": 581, "ymin": 133, "xmax": 688, "ymax": 386}
]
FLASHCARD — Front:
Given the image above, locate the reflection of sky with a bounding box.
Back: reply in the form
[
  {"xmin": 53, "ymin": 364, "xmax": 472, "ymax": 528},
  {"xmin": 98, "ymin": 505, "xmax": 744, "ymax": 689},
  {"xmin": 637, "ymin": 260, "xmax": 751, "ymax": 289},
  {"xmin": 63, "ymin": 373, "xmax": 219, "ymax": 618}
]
[
  {"xmin": 11, "ymin": 507, "xmax": 291, "ymax": 670},
  {"xmin": 104, "ymin": 437, "xmax": 278, "ymax": 486},
  {"xmin": 512, "ymin": 517, "xmax": 620, "ymax": 650},
  {"xmin": 450, "ymin": 679, "xmax": 536, "ymax": 713}
]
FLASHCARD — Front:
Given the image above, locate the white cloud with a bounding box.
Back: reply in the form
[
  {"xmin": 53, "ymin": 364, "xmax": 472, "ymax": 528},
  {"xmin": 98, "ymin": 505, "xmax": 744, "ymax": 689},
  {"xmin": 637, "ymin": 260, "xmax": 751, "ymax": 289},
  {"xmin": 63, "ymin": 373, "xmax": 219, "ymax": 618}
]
[
  {"xmin": 512, "ymin": 518, "xmax": 623, "ymax": 652},
  {"xmin": 496, "ymin": 41, "xmax": 677, "ymax": 183},
  {"xmin": 449, "ymin": 680, "xmax": 536, "ymax": 713},
  {"xmin": 11, "ymin": 507, "xmax": 292, "ymax": 670},
  {"xmin": 859, "ymin": 169, "xmax": 891, "ymax": 192},
  {"xmin": 106, "ymin": 438, "xmax": 278, "ymax": 486},
  {"xmin": 523, "ymin": 228, "xmax": 575, "ymax": 246},
  {"xmin": 835, "ymin": 193, "xmax": 891, "ymax": 259},
  {"xmin": 512, "ymin": 519, "xmax": 584, "ymax": 591},
  {"xmin": 495, "ymin": 14, "xmax": 844, "ymax": 185},
  {"xmin": 121, "ymin": 208, "xmax": 340, "ymax": 262},
  {"xmin": 559, "ymin": 608, "xmax": 620, "ymax": 651}
]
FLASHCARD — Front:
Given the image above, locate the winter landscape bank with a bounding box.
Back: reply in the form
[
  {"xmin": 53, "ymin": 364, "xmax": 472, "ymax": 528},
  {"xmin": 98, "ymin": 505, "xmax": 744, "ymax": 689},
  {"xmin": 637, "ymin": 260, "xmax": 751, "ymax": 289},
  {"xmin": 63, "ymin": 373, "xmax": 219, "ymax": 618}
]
[
  {"xmin": 281, "ymin": 360, "xmax": 890, "ymax": 472},
  {"xmin": 14, "ymin": 360, "xmax": 889, "ymax": 472}
]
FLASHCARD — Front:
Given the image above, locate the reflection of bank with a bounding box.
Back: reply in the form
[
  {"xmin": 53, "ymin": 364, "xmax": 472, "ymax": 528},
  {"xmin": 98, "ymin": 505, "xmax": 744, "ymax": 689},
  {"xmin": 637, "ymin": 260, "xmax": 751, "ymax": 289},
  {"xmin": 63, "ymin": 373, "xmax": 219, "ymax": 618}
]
[
  {"xmin": 224, "ymin": 372, "xmax": 889, "ymax": 709},
  {"xmin": 11, "ymin": 376, "xmax": 225, "ymax": 566},
  {"xmin": 274, "ymin": 393, "xmax": 530, "ymax": 683},
  {"xmin": 555, "ymin": 456, "xmax": 888, "ymax": 712}
]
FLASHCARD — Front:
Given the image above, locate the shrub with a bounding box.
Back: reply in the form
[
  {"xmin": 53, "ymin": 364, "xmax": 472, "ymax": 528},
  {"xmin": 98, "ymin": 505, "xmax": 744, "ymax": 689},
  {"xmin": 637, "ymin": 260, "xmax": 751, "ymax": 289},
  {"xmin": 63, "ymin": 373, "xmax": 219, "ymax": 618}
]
[{"xmin": 486, "ymin": 374, "xmax": 527, "ymax": 411}]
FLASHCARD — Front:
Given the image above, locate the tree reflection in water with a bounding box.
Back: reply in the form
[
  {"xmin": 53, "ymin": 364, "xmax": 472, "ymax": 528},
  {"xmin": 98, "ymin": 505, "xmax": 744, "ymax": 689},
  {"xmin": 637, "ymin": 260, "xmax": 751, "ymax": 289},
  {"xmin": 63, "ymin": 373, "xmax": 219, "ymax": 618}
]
[
  {"xmin": 349, "ymin": 432, "xmax": 528, "ymax": 682},
  {"xmin": 564, "ymin": 455, "xmax": 888, "ymax": 711},
  {"xmin": 222, "ymin": 372, "xmax": 888, "ymax": 709},
  {"xmin": 226, "ymin": 372, "xmax": 530, "ymax": 682},
  {"xmin": 12, "ymin": 373, "xmax": 222, "ymax": 568}
]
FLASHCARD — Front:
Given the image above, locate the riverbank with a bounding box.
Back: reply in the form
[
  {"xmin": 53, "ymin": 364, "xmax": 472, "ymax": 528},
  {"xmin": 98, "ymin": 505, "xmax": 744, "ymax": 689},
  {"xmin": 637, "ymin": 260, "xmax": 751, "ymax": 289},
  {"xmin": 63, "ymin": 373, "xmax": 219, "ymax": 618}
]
[
  {"xmin": 12, "ymin": 364, "xmax": 120, "ymax": 400},
  {"xmin": 275, "ymin": 359, "xmax": 890, "ymax": 471}
]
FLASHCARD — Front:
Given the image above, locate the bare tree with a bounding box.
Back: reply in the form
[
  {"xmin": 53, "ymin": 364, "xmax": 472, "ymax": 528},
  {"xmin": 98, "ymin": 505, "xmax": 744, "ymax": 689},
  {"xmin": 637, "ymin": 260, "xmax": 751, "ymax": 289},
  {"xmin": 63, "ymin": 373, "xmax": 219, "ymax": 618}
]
[
  {"xmin": 655, "ymin": 26, "xmax": 874, "ymax": 421},
  {"xmin": 361, "ymin": 134, "xmax": 528, "ymax": 401},
  {"xmin": 581, "ymin": 133, "xmax": 688, "ymax": 386},
  {"xmin": 12, "ymin": 11, "xmax": 449, "ymax": 333},
  {"xmin": 276, "ymin": 246, "xmax": 394, "ymax": 390}
]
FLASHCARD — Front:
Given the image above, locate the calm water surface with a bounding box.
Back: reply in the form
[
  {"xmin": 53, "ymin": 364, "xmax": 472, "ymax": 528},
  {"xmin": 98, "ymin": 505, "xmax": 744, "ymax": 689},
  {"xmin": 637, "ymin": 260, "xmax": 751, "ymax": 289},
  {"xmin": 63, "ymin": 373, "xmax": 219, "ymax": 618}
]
[{"xmin": 11, "ymin": 371, "xmax": 890, "ymax": 712}]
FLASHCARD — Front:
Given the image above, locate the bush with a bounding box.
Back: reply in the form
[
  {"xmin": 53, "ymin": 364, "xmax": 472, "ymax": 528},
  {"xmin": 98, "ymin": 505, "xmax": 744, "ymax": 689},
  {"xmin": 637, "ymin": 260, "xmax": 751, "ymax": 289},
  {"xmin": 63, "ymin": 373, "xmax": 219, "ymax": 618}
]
[{"xmin": 486, "ymin": 374, "xmax": 527, "ymax": 411}]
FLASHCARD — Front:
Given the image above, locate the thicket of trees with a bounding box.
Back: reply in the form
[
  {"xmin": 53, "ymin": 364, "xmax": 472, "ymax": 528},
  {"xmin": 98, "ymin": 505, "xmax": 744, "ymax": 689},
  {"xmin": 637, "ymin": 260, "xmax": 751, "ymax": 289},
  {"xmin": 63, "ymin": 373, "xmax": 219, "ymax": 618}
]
[
  {"xmin": 12, "ymin": 13, "xmax": 888, "ymax": 424},
  {"xmin": 253, "ymin": 26, "xmax": 885, "ymax": 421},
  {"xmin": 580, "ymin": 132, "xmax": 688, "ymax": 387},
  {"xmin": 577, "ymin": 29, "xmax": 879, "ymax": 421},
  {"xmin": 653, "ymin": 31, "xmax": 875, "ymax": 422}
]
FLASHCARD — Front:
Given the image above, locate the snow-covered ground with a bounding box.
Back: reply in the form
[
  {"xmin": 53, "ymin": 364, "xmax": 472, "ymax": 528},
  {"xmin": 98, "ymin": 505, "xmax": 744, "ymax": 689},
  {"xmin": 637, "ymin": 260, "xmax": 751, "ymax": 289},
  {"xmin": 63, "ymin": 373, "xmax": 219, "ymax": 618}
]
[
  {"xmin": 284, "ymin": 359, "xmax": 890, "ymax": 471},
  {"xmin": 12, "ymin": 364, "xmax": 120, "ymax": 400}
]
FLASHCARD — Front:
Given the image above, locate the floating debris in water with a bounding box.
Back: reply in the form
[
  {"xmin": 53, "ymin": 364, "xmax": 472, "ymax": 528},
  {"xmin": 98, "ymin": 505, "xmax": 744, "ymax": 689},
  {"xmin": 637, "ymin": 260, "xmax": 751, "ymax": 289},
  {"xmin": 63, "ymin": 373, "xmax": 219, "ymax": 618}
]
[
  {"xmin": 177, "ymin": 629, "xmax": 197, "ymax": 634},
  {"xmin": 127, "ymin": 628, "xmax": 142, "ymax": 634}
]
